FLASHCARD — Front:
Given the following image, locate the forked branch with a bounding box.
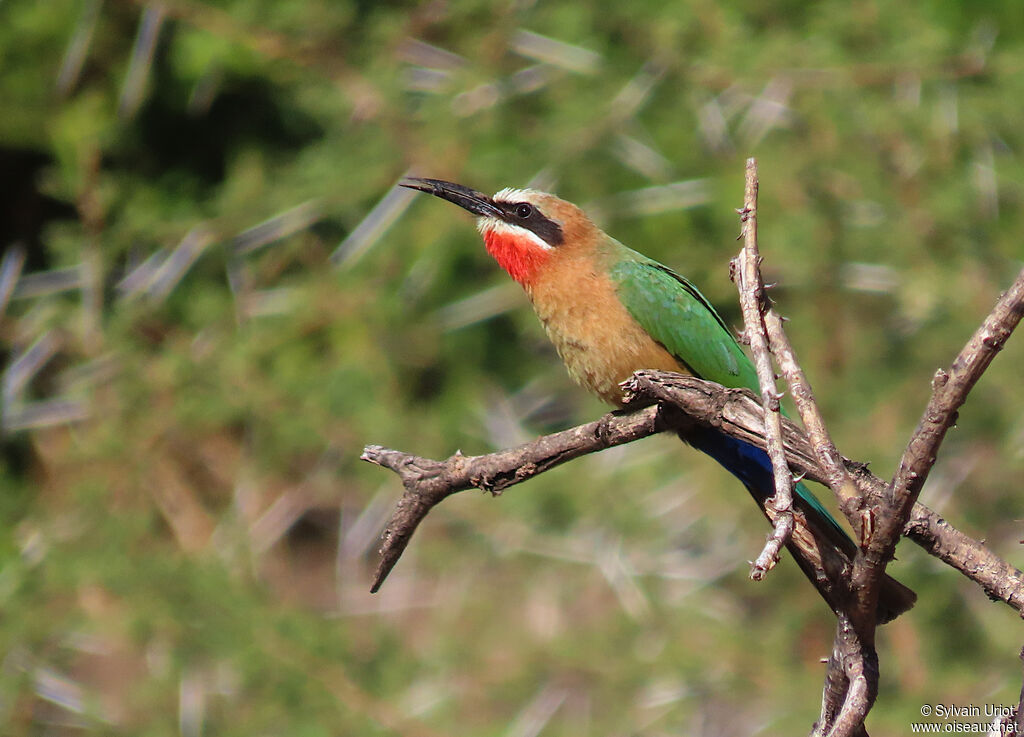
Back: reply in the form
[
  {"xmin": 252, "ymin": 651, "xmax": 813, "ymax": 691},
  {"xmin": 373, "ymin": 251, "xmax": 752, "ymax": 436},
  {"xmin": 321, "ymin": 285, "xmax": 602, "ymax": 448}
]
[{"xmin": 362, "ymin": 371, "xmax": 1024, "ymax": 615}]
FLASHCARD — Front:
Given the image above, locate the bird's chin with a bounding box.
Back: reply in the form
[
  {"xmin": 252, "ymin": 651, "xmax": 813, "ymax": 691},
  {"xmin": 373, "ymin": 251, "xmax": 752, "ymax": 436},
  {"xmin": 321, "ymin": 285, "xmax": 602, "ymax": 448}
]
[
  {"xmin": 476, "ymin": 218, "xmax": 553, "ymax": 252},
  {"xmin": 480, "ymin": 224, "xmax": 551, "ymax": 286}
]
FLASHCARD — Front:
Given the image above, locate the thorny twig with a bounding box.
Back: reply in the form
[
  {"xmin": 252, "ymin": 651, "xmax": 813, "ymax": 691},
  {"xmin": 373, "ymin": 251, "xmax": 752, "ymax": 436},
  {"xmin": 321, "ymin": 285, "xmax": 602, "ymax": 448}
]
[
  {"xmin": 732, "ymin": 157, "xmax": 795, "ymax": 581},
  {"xmin": 361, "ymin": 404, "xmax": 664, "ymax": 592},
  {"xmin": 877, "ymin": 267, "xmax": 1024, "ymax": 572},
  {"xmin": 363, "ymin": 371, "xmax": 1024, "ymax": 613},
  {"xmin": 731, "ymin": 160, "xmax": 880, "ymax": 735}
]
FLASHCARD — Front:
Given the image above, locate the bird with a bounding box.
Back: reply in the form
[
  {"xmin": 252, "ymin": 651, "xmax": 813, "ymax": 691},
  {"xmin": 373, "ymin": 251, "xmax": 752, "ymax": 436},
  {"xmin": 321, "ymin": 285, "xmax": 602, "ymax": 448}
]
[{"xmin": 401, "ymin": 177, "xmax": 916, "ymax": 623}]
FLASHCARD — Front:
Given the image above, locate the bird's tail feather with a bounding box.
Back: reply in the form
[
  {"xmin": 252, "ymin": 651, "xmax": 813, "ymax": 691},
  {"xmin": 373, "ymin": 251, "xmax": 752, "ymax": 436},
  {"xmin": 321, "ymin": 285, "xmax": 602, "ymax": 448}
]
[{"xmin": 683, "ymin": 426, "xmax": 916, "ymax": 624}]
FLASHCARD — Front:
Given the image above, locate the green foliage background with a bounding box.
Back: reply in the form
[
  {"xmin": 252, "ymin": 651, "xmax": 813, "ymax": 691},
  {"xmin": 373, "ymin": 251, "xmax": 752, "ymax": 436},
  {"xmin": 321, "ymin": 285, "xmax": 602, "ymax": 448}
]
[{"xmin": 1, "ymin": 1, "xmax": 1023, "ymax": 734}]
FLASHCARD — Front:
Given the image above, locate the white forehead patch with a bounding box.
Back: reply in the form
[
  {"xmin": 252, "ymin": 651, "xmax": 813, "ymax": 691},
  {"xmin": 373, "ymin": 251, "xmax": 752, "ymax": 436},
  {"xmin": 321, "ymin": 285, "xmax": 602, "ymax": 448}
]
[
  {"xmin": 493, "ymin": 187, "xmax": 542, "ymax": 204},
  {"xmin": 476, "ymin": 218, "xmax": 554, "ymax": 251}
]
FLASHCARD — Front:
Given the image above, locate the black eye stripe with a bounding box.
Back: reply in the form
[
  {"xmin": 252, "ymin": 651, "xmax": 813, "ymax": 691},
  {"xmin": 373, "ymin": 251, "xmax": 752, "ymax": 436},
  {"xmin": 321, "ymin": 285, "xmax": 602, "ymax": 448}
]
[{"xmin": 496, "ymin": 201, "xmax": 564, "ymax": 247}]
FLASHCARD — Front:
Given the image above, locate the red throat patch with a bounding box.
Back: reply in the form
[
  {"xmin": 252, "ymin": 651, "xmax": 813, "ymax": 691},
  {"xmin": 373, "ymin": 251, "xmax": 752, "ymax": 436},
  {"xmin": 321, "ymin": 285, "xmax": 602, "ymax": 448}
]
[{"xmin": 483, "ymin": 228, "xmax": 551, "ymax": 286}]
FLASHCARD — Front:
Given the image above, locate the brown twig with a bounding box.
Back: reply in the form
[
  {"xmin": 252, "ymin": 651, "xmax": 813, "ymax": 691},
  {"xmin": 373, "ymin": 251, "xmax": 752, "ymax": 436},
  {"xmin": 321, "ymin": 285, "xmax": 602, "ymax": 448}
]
[
  {"xmin": 879, "ymin": 266, "xmax": 1024, "ymax": 563},
  {"xmin": 361, "ymin": 404, "xmax": 664, "ymax": 592},
  {"xmin": 725, "ymin": 161, "xmax": 879, "ymax": 733},
  {"xmin": 837, "ymin": 265, "xmax": 1024, "ymax": 734},
  {"xmin": 731, "ymin": 158, "xmax": 794, "ymax": 581},
  {"xmin": 363, "ymin": 371, "xmax": 1024, "ymax": 615},
  {"xmin": 812, "ymin": 614, "xmax": 874, "ymax": 737},
  {"xmin": 826, "ymin": 265, "xmax": 1024, "ymax": 735},
  {"xmin": 764, "ymin": 305, "xmax": 882, "ymax": 736},
  {"xmin": 903, "ymin": 505, "xmax": 1024, "ymax": 614},
  {"xmin": 820, "ymin": 632, "xmax": 876, "ymax": 737},
  {"xmin": 763, "ymin": 309, "xmax": 864, "ymax": 520}
]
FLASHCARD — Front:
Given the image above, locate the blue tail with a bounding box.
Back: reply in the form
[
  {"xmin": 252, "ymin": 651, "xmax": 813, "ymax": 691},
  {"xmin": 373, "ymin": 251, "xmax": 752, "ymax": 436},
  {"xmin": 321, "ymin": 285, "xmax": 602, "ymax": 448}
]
[
  {"xmin": 681, "ymin": 425, "xmax": 916, "ymax": 622},
  {"xmin": 684, "ymin": 426, "xmax": 851, "ymax": 546}
]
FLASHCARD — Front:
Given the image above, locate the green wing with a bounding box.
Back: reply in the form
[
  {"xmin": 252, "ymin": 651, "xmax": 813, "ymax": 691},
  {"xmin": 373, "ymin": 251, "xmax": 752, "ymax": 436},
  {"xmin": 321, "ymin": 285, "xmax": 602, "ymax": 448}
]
[
  {"xmin": 609, "ymin": 253, "xmax": 852, "ymax": 541},
  {"xmin": 608, "ymin": 256, "xmax": 759, "ymax": 390}
]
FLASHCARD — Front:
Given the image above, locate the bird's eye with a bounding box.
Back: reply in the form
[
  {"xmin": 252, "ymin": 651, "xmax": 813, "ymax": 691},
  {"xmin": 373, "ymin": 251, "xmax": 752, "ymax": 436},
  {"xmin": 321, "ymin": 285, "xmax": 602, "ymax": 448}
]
[{"xmin": 515, "ymin": 203, "xmax": 533, "ymax": 219}]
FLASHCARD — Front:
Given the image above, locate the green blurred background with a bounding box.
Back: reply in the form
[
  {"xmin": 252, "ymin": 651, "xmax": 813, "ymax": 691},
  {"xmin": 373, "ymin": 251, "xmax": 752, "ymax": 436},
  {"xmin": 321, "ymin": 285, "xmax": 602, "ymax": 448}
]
[{"xmin": 1, "ymin": 1, "xmax": 1023, "ymax": 734}]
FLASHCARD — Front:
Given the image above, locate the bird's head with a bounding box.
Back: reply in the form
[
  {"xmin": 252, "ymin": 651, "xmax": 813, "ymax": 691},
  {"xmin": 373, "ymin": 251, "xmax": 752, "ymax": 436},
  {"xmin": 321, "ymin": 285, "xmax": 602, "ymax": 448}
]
[{"xmin": 401, "ymin": 177, "xmax": 599, "ymax": 287}]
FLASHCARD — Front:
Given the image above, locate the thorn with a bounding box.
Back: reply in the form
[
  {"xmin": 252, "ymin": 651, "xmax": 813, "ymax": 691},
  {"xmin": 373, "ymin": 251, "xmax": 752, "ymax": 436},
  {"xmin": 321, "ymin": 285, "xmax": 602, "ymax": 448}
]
[{"xmin": 859, "ymin": 509, "xmax": 876, "ymax": 550}]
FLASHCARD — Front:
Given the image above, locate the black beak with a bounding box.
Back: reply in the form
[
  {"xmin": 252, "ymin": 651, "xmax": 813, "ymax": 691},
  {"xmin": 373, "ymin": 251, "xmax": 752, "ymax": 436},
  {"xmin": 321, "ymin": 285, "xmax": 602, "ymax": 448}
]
[{"xmin": 401, "ymin": 177, "xmax": 504, "ymax": 219}]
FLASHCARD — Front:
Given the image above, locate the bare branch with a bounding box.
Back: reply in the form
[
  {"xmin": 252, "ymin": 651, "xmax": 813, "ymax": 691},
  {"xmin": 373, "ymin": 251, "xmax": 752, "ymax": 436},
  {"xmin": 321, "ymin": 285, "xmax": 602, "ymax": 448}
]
[
  {"xmin": 766, "ymin": 317, "xmax": 879, "ymax": 733},
  {"xmin": 722, "ymin": 161, "xmax": 879, "ymax": 732},
  {"xmin": 882, "ymin": 266, "xmax": 1024, "ymax": 554},
  {"xmin": 629, "ymin": 373, "xmax": 881, "ymax": 619},
  {"xmin": 731, "ymin": 157, "xmax": 794, "ymax": 580},
  {"xmin": 827, "ymin": 620, "xmax": 877, "ymax": 737},
  {"xmin": 763, "ymin": 309, "xmax": 864, "ymax": 519},
  {"xmin": 361, "ymin": 404, "xmax": 663, "ymax": 592},
  {"xmin": 835, "ymin": 265, "xmax": 1024, "ymax": 732},
  {"xmin": 646, "ymin": 374, "xmax": 1024, "ymax": 617},
  {"xmin": 812, "ymin": 614, "xmax": 876, "ymax": 737},
  {"xmin": 363, "ymin": 371, "xmax": 1024, "ymax": 619},
  {"xmin": 903, "ymin": 504, "xmax": 1024, "ymax": 616}
]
